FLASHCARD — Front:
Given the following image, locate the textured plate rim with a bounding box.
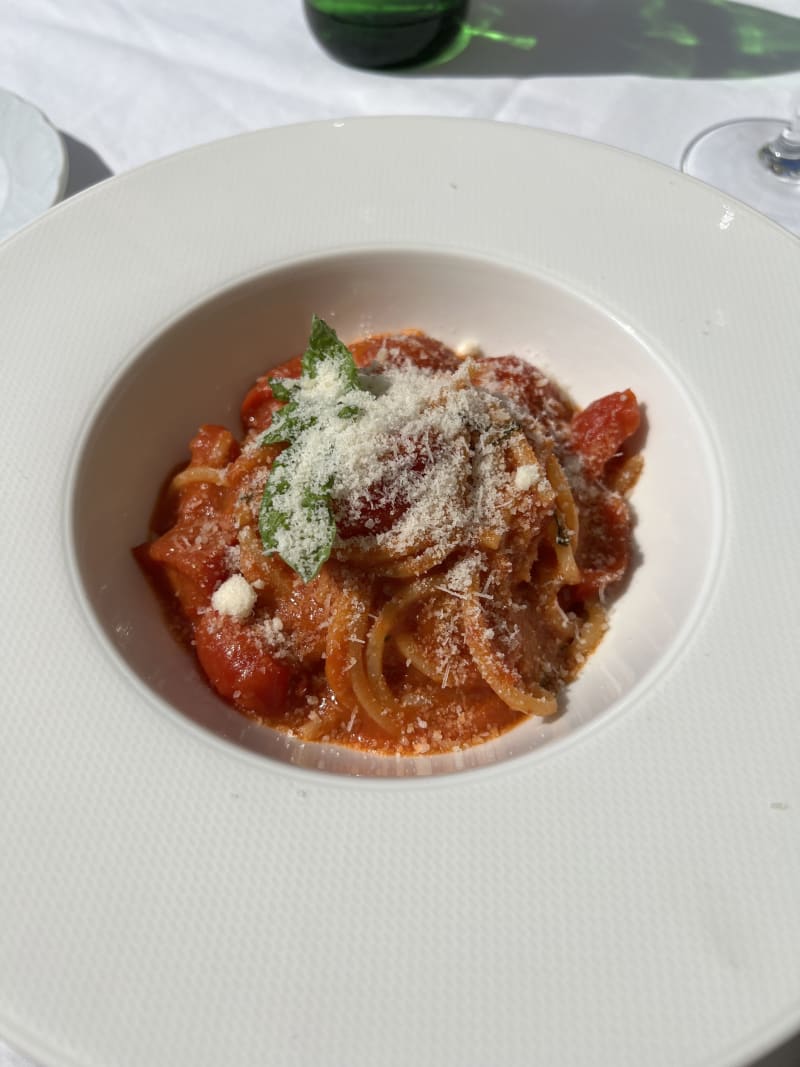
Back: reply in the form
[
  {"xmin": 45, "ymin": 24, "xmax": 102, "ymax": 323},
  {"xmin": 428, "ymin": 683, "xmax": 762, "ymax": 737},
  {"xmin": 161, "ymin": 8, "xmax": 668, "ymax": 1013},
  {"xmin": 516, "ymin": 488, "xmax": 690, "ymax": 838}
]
[{"xmin": 2, "ymin": 117, "xmax": 799, "ymax": 1067}]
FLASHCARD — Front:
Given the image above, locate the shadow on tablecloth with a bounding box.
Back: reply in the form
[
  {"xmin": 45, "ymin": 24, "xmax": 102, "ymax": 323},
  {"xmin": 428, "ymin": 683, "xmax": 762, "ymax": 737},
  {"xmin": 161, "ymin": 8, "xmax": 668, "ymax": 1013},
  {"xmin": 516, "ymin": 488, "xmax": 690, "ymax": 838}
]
[
  {"xmin": 409, "ymin": 0, "xmax": 800, "ymax": 78},
  {"xmin": 60, "ymin": 132, "xmax": 113, "ymax": 199}
]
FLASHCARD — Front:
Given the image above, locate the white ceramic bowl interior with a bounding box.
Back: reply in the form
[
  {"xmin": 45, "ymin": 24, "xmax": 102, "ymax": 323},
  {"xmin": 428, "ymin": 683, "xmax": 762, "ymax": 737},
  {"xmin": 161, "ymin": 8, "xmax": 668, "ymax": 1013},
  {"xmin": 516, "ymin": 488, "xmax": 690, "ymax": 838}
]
[{"xmin": 69, "ymin": 248, "xmax": 721, "ymax": 778}]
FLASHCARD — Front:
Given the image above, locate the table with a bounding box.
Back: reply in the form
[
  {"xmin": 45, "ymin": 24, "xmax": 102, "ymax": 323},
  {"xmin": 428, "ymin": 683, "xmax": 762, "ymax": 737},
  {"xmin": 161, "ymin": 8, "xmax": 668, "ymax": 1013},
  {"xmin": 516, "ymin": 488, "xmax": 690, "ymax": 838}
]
[{"xmin": 1, "ymin": 2, "xmax": 799, "ymax": 1065}]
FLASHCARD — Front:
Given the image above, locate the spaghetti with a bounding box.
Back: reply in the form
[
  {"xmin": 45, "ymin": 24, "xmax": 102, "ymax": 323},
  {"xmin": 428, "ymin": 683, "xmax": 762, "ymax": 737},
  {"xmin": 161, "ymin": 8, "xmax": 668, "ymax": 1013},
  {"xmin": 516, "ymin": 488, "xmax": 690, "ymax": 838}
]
[{"xmin": 135, "ymin": 319, "xmax": 642, "ymax": 755}]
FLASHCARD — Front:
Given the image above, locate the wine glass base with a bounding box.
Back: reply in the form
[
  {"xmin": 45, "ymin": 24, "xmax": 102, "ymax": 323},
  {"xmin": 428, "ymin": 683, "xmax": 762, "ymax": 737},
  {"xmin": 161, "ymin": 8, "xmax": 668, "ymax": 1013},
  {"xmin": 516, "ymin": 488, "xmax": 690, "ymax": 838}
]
[{"xmin": 681, "ymin": 119, "xmax": 800, "ymax": 235}]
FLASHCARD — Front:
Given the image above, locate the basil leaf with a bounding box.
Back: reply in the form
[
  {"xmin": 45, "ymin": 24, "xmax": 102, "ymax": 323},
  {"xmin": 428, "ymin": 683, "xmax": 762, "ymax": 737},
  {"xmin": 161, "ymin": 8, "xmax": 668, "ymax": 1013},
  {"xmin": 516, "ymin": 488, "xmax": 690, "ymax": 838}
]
[
  {"xmin": 293, "ymin": 486, "xmax": 336, "ymax": 583},
  {"xmin": 268, "ymin": 377, "xmax": 298, "ymax": 403},
  {"xmin": 258, "ymin": 453, "xmax": 335, "ymax": 583},
  {"xmin": 258, "ymin": 454, "xmax": 292, "ymax": 548},
  {"xmin": 260, "ymin": 404, "xmax": 316, "ymax": 446},
  {"xmin": 302, "ymin": 315, "xmax": 363, "ymax": 390},
  {"xmin": 257, "ymin": 316, "xmax": 368, "ymax": 582},
  {"xmin": 261, "ymin": 317, "xmax": 365, "ymax": 448}
]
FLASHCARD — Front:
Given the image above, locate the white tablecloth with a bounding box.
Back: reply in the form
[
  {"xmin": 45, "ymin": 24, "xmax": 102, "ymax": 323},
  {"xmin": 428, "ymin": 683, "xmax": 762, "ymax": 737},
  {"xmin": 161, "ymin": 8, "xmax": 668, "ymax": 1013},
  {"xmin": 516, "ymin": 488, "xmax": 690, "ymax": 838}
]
[{"xmin": 1, "ymin": 1, "xmax": 799, "ymax": 1065}]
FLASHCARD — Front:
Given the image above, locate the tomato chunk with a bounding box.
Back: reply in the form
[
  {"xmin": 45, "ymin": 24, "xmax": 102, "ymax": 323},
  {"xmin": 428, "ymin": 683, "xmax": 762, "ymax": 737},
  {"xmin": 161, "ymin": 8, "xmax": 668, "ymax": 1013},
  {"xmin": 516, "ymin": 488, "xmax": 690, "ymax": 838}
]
[
  {"xmin": 349, "ymin": 332, "xmax": 460, "ymax": 372},
  {"xmin": 240, "ymin": 355, "xmax": 303, "ymax": 433},
  {"xmin": 189, "ymin": 425, "xmax": 240, "ymax": 467},
  {"xmin": 146, "ymin": 518, "xmax": 231, "ymax": 607},
  {"xmin": 194, "ymin": 614, "xmax": 291, "ymax": 718},
  {"xmin": 476, "ymin": 355, "xmax": 572, "ymax": 418},
  {"xmin": 333, "ymin": 433, "xmax": 440, "ymax": 538},
  {"xmin": 571, "ymin": 390, "xmax": 640, "ymax": 478}
]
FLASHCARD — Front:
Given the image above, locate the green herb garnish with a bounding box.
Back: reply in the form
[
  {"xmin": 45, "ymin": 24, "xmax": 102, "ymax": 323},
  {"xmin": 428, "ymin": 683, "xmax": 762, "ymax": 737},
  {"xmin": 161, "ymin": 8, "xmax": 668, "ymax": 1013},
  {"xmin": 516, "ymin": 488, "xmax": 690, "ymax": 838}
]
[
  {"xmin": 301, "ymin": 315, "xmax": 363, "ymax": 389},
  {"xmin": 257, "ymin": 316, "xmax": 368, "ymax": 582}
]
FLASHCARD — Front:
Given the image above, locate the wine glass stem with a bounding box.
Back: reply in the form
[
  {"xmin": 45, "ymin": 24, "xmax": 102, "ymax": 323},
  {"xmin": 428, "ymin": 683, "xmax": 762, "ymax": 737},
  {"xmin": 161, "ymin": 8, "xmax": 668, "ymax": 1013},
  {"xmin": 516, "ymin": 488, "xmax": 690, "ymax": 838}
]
[{"xmin": 760, "ymin": 92, "xmax": 800, "ymax": 179}]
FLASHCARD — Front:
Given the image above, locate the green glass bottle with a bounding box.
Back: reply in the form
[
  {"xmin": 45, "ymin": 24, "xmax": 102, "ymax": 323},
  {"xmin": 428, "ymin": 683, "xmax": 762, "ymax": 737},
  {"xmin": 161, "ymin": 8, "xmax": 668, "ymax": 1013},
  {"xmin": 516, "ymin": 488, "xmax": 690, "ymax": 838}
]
[{"xmin": 304, "ymin": 0, "xmax": 469, "ymax": 70}]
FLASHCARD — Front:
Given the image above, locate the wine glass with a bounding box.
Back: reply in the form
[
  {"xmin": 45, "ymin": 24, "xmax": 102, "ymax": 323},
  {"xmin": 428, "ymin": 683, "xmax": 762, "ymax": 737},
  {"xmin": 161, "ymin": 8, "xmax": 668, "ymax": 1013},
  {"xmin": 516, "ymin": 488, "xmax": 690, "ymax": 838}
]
[{"xmin": 681, "ymin": 90, "xmax": 800, "ymax": 235}]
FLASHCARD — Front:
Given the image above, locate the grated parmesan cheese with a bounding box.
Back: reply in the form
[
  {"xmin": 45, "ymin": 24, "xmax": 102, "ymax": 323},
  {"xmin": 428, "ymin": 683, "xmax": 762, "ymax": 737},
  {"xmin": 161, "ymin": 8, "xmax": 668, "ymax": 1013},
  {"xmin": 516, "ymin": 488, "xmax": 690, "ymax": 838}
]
[
  {"xmin": 259, "ymin": 359, "xmax": 546, "ymax": 568},
  {"xmin": 514, "ymin": 463, "xmax": 540, "ymax": 491},
  {"xmin": 211, "ymin": 574, "xmax": 257, "ymax": 620},
  {"xmin": 262, "ymin": 615, "xmax": 288, "ymax": 654}
]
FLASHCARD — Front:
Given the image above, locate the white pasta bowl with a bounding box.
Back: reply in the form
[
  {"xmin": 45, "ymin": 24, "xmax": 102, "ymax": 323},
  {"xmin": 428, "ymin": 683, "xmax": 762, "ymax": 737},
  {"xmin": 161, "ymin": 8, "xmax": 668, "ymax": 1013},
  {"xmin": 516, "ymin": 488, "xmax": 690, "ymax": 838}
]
[
  {"xmin": 4, "ymin": 119, "xmax": 800, "ymax": 1067},
  {"xmin": 69, "ymin": 246, "xmax": 719, "ymax": 778}
]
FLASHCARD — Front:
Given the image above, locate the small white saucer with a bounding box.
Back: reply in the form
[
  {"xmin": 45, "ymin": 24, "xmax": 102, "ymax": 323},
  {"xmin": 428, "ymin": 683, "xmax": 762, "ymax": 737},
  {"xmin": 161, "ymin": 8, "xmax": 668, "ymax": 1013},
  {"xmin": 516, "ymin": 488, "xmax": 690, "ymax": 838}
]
[{"xmin": 0, "ymin": 88, "xmax": 68, "ymax": 241}]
